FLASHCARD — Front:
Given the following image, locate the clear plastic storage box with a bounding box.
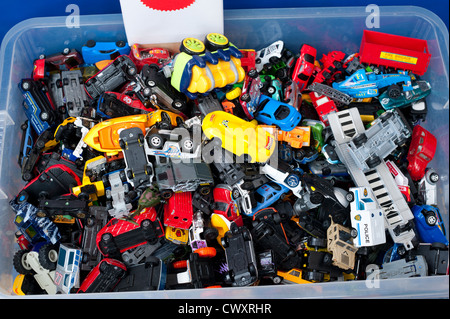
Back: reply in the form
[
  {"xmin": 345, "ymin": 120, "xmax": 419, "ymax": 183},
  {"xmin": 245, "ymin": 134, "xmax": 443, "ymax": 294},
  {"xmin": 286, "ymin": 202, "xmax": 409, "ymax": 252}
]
[{"xmin": 0, "ymin": 6, "xmax": 448, "ymax": 298}]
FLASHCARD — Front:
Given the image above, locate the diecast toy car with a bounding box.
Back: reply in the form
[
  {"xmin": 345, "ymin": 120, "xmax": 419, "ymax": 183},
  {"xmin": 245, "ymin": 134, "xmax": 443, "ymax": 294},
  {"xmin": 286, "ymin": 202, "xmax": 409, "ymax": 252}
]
[
  {"xmin": 348, "ymin": 187, "xmax": 386, "ymax": 247},
  {"xmin": 332, "ymin": 69, "xmax": 413, "ymax": 98},
  {"xmin": 202, "ymin": 111, "xmax": 276, "ymax": 163},
  {"xmin": 255, "ymin": 95, "xmax": 302, "ymax": 132},
  {"xmin": 82, "ymin": 40, "xmax": 130, "ymax": 64},
  {"xmin": 292, "ymin": 44, "xmax": 317, "ymax": 92},
  {"xmin": 412, "ymin": 205, "xmax": 448, "ymax": 245},
  {"xmin": 406, "ymin": 124, "xmax": 437, "ymax": 181}
]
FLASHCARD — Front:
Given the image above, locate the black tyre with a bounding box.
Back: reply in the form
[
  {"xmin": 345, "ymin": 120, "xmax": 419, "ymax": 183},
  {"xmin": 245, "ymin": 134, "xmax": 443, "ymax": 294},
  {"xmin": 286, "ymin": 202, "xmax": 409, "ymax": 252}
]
[
  {"xmin": 366, "ymin": 155, "xmax": 382, "ymax": 169},
  {"xmin": 204, "ymin": 33, "xmax": 229, "ymax": 51},
  {"xmin": 352, "ymin": 133, "xmax": 367, "ymax": 148},
  {"xmin": 38, "ymin": 244, "xmax": 59, "ymax": 271},
  {"xmin": 388, "ymin": 84, "xmax": 402, "ymax": 99},
  {"xmin": 13, "ymin": 250, "xmax": 34, "ymax": 275},
  {"xmin": 85, "ymin": 40, "xmax": 96, "ymax": 48},
  {"xmin": 424, "ymin": 210, "xmax": 437, "ymax": 226},
  {"xmin": 148, "ymin": 134, "xmax": 165, "ymax": 149}
]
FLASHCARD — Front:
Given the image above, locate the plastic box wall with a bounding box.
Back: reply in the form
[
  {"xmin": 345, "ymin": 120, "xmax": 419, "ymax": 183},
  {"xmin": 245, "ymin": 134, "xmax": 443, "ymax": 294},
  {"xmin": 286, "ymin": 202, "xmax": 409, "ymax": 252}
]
[{"xmin": 0, "ymin": 6, "xmax": 448, "ymax": 298}]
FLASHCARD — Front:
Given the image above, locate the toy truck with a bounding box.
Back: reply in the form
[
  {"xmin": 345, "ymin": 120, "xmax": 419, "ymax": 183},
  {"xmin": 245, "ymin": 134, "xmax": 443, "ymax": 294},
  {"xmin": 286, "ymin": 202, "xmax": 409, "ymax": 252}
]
[
  {"xmin": 326, "ymin": 218, "xmax": 358, "ymax": 270},
  {"xmin": 344, "ymin": 109, "xmax": 412, "ymax": 172},
  {"xmin": 348, "ymin": 187, "xmax": 386, "ymax": 247},
  {"xmin": 328, "ymin": 108, "xmax": 416, "ymax": 252},
  {"xmin": 359, "ymin": 30, "xmax": 431, "ymax": 76}
]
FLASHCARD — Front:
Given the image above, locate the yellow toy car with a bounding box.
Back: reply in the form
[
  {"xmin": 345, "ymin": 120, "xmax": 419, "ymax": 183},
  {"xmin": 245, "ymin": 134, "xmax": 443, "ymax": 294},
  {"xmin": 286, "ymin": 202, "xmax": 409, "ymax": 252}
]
[
  {"xmin": 202, "ymin": 111, "xmax": 276, "ymax": 163},
  {"xmin": 71, "ymin": 156, "xmax": 106, "ymax": 201},
  {"xmin": 275, "ymin": 268, "xmax": 312, "ymax": 284},
  {"xmin": 165, "ymin": 226, "xmax": 189, "ymax": 245}
]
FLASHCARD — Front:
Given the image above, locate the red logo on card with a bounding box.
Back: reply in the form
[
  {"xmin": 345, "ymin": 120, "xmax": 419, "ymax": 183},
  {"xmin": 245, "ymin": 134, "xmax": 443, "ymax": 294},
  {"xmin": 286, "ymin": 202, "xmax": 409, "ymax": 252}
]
[{"xmin": 139, "ymin": 0, "xmax": 195, "ymax": 11}]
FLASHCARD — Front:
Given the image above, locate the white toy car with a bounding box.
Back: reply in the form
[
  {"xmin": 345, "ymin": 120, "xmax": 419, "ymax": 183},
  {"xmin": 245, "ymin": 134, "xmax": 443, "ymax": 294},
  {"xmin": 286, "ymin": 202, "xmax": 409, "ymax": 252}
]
[
  {"xmin": 348, "ymin": 187, "xmax": 386, "ymax": 247},
  {"xmin": 255, "ymin": 40, "xmax": 284, "ymax": 72}
]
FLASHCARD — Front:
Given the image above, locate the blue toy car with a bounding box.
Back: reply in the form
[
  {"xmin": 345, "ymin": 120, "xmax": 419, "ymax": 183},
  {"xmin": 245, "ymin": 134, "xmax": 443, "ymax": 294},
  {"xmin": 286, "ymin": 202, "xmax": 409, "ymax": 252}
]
[
  {"xmin": 412, "ymin": 205, "xmax": 448, "ymax": 245},
  {"xmin": 252, "ymin": 181, "xmax": 290, "ymax": 215},
  {"xmin": 10, "ymin": 200, "xmax": 61, "ymax": 245},
  {"xmin": 82, "ymin": 40, "xmax": 131, "ymax": 64},
  {"xmin": 20, "ymin": 79, "xmax": 57, "ymax": 135},
  {"xmin": 254, "ymin": 95, "xmax": 302, "ymax": 131},
  {"xmin": 332, "ymin": 69, "xmax": 413, "ymax": 98}
]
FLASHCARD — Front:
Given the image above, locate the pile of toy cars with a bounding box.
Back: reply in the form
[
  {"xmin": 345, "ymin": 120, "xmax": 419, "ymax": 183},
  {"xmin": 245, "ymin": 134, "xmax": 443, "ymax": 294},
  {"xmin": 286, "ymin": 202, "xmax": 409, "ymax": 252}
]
[{"xmin": 11, "ymin": 30, "xmax": 448, "ymax": 295}]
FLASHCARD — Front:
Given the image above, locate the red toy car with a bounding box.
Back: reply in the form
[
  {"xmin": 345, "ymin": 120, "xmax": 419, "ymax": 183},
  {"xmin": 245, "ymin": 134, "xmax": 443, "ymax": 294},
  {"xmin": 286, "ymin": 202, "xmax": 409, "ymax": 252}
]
[
  {"xmin": 212, "ymin": 184, "xmax": 243, "ymax": 227},
  {"xmin": 291, "ymin": 44, "xmax": 317, "ymax": 92},
  {"xmin": 239, "ymin": 49, "xmax": 256, "ymax": 74},
  {"xmin": 406, "ymin": 125, "xmax": 437, "ymax": 181},
  {"xmin": 77, "ymin": 258, "xmax": 127, "ymax": 293},
  {"xmin": 239, "ymin": 69, "xmax": 262, "ymax": 120},
  {"xmin": 163, "ymin": 191, "xmax": 194, "ymax": 230},
  {"xmin": 97, "ymin": 207, "xmax": 164, "ymax": 258},
  {"xmin": 42, "ymin": 48, "xmax": 84, "ymax": 71},
  {"xmin": 308, "ymin": 91, "xmax": 337, "ymax": 126},
  {"xmin": 313, "ymin": 50, "xmax": 346, "ymax": 84},
  {"xmin": 129, "ymin": 44, "xmax": 172, "ymax": 71}
]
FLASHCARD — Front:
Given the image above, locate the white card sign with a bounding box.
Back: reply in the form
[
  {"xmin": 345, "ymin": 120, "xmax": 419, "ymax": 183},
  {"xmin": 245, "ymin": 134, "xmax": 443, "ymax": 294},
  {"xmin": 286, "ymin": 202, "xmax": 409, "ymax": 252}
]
[{"xmin": 119, "ymin": 0, "xmax": 224, "ymax": 46}]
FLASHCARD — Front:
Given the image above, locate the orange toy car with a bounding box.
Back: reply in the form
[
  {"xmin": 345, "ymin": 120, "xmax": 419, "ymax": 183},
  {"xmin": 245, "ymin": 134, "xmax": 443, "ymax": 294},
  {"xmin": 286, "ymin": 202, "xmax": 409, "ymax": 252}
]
[{"xmin": 260, "ymin": 125, "xmax": 311, "ymax": 149}]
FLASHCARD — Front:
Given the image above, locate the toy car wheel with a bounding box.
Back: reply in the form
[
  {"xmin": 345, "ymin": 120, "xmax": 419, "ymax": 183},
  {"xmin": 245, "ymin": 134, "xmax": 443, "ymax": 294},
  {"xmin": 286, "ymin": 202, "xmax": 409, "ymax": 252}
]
[
  {"xmin": 305, "ymin": 270, "xmax": 323, "ymax": 282},
  {"xmin": 272, "ymin": 276, "xmax": 283, "ymax": 284},
  {"xmin": 266, "ymin": 85, "xmax": 276, "ymax": 95},
  {"xmin": 39, "ymin": 111, "xmax": 49, "ymax": 122},
  {"xmin": 308, "ymin": 236, "xmax": 327, "ymax": 249},
  {"xmin": 204, "ymin": 33, "xmax": 230, "ymax": 51},
  {"xmin": 199, "ymin": 185, "xmax": 211, "ymax": 196},
  {"xmin": 424, "ymin": 210, "xmax": 437, "ymax": 226},
  {"xmin": 85, "ymin": 40, "xmax": 96, "ymax": 48},
  {"xmin": 21, "ymin": 80, "xmax": 31, "ymax": 91},
  {"xmin": 204, "ymin": 227, "xmax": 219, "ymax": 241},
  {"xmin": 352, "ymin": 133, "xmax": 367, "ymax": 148},
  {"xmin": 180, "ymin": 37, "xmax": 206, "ymax": 55},
  {"xmin": 350, "ymin": 228, "xmax": 358, "ymax": 238},
  {"xmin": 180, "ymin": 136, "xmax": 195, "ymax": 151},
  {"xmin": 310, "ymin": 192, "xmax": 324, "ymax": 205},
  {"xmin": 248, "ymin": 69, "xmax": 258, "ymax": 79},
  {"xmin": 429, "ymin": 172, "xmax": 440, "ymax": 183},
  {"xmin": 221, "ymin": 236, "xmax": 229, "ymax": 248},
  {"xmin": 160, "ymin": 189, "xmax": 173, "ymax": 200},
  {"xmin": 116, "ymin": 41, "xmax": 126, "ymax": 48},
  {"xmin": 240, "ymin": 93, "xmax": 251, "ymax": 103},
  {"xmin": 172, "ymin": 99, "xmax": 186, "ymax": 110},
  {"xmin": 388, "ymin": 84, "xmax": 402, "ymax": 99},
  {"xmin": 141, "ymin": 219, "xmax": 151, "ymax": 229},
  {"xmin": 322, "ymin": 252, "xmax": 333, "ymax": 265},
  {"xmin": 38, "ymin": 244, "xmax": 59, "ymax": 270},
  {"xmin": 248, "ymin": 263, "xmax": 257, "ymax": 277},
  {"xmin": 366, "ymin": 155, "xmax": 382, "ymax": 169},
  {"xmin": 62, "ymin": 47, "xmax": 70, "ymax": 55},
  {"xmin": 127, "ymin": 66, "xmax": 137, "ymax": 76},
  {"xmin": 101, "ymin": 233, "xmax": 113, "ymax": 244},
  {"xmin": 118, "ymin": 139, "xmax": 126, "ymax": 149},
  {"xmin": 17, "ymin": 191, "xmax": 29, "ymax": 204},
  {"xmin": 345, "ymin": 192, "xmax": 354, "ymax": 203},
  {"xmin": 22, "ymin": 172, "xmax": 33, "ymax": 182},
  {"xmin": 148, "ymin": 134, "xmax": 165, "ymax": 149},
  {"xmin": 13, "ymin": 250, "xmax": 34, "ymax": 275},
  {"xmin": 231, "ymin": 188, "xmax": 240, "ymax": 199}
]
